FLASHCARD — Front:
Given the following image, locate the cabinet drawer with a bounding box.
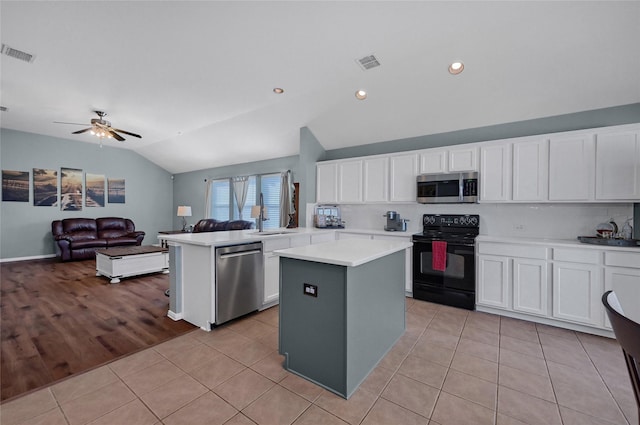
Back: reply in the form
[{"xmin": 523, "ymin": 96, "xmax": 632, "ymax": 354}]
[
  {"xmin": 477, "ymin": 242, "xmax": 547, "ymax": 259},
  {"xmin": 263, "ymin": 238, "xmax": 290, "ymax": 252},
  {"xmin": 289, "ymin": 235, "xmax": 311, "ymax": 248},
  {"xmin": 605, "ymin": 251, "xmax": 640, "ymax": 268},
  {"xmin": 553, "ymin": 248, "xmax": 601, "ymax": 264},
  {"xmin": 311, "ymin": 232, "xmax": 335, "ymax": 244}
]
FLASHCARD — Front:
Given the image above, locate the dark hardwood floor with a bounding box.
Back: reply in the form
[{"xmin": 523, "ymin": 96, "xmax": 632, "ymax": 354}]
[{"xmin": 0, "ymin": 257, "xmax": 196, "ymax": 402}]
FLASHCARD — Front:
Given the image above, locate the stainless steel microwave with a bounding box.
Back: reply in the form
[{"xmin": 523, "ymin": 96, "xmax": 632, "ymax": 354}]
[{"xmin": 416, "ymin": 172, "xmax": 479, "ymax": 203}]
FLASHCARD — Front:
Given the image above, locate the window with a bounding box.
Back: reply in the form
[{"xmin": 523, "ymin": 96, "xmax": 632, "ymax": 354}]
[
  {"xmin": 261, "ymin": 173, "xmax": 281, "ymax": 229},
  {"xmin": 209, "ymin": 173, "xmax": 282, "ymax": 229},
  {"xmin": 210, "ymin": 179, "xmax": 230, "ymax": 221}
]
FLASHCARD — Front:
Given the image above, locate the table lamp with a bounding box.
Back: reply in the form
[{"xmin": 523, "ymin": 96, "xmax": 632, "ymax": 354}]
[{"xmin": 177, "ymin": 206, "xmax": 192, "ymax": 231}]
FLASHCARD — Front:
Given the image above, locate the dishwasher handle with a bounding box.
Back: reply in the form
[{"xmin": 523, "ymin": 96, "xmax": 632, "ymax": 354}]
[{"xmin": 218, "ymin": 249, "xmax": 262, "ymax": 259}]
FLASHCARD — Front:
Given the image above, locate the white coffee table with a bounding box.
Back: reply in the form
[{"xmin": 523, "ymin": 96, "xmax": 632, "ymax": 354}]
[{"xmin": 96, "ymin": 246, "xmax": 169, "ymax": 284}]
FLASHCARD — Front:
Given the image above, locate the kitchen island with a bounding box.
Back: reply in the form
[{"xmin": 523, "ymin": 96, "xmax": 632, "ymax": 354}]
[
  {"xmin": 157, "ymin": 227, "xmax": 336, "ymax": 330},
  {"xmin": 275, "ymin": 238, "xmax": 412, "ymax": 399}
]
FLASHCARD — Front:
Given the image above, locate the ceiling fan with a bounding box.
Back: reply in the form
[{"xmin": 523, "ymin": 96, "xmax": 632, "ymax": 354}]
[{"xmin": 55, "ymin": 111, "xmax": 142, "ymax": 142}]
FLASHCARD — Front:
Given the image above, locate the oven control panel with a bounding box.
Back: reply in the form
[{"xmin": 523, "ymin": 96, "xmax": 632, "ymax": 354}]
[{"xmin": 422, "ymin": 214, "xmax": 479, "ymax": 228}]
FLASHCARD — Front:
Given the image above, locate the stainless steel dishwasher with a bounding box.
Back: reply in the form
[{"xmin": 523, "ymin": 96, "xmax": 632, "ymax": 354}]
[{"xmin": 215, "ymin": 242, "xmax": 263, "ymax": 325}]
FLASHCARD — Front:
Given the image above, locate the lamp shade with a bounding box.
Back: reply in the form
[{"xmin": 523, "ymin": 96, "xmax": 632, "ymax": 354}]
[
  {"xmin": 250, "ymin": 205, "xmax": 267, "ymax": 219},
  {"xmin": 177, "ymin": 206, "xmax": 192, "ymax": 217}
]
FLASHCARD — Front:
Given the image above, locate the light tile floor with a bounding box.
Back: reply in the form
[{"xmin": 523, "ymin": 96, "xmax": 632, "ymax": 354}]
[{"xmin": 1, "ymin": 298, "xmax": 637, "ymax": 425}]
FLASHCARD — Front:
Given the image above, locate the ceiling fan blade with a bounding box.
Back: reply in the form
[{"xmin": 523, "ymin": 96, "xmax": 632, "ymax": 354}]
[
  {"xmin": 111, "ymin": 128, "xmax": 142, "ymax": 139},
  {"xmin": 54, "ymin": 121, "xmax": 87, "ymax": 126},
  {"xmin": 108, "ymin": 129, "xmax": 125, "ymax": 142},
  {"xmin": 72, "ymin": 127, "xmax": 93, "ymax": 134}
]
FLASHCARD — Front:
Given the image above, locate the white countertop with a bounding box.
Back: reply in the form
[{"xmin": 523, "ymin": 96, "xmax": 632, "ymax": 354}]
[
  {"xmin": 157, "ymin": 227, "xmax": 335, "ymax": 247},
  {"xmin": 477, "ymin": 235, "xmax": 640, "ymax": 252},
  {"xmin": 274, "ymin": 238, "xmax": 412, "ymax": 267}
]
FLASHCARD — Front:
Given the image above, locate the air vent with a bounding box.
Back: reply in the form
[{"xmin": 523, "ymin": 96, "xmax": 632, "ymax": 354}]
[
  {"xmin": 0, "ymin": 106, "xmax": 7, "ymax": 112},
  {"xmin": 1, "ymin": 44, "xmax": 36, "ymax": 63},
  {"xmin": 356, "ymin": 54, "xmax": 380, "ymax": 71}
]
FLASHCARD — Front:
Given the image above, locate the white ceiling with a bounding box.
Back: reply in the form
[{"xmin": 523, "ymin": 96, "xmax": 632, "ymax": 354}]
[{"xmin": 1, "ymin": 1, "xmax": 639, "ymax": 174}]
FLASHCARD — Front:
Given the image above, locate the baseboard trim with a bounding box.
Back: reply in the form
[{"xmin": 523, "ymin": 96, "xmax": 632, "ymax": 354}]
[
  {"xmin": 0, "ymin": 254, "xmax": 57, "ymax": 263},
  {"xmin": 167, "ymin": 310, "xmax": 183, "ymax": 321}
]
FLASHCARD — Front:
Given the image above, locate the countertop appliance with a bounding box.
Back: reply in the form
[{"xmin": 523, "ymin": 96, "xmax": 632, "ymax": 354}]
[
  {"xmin": 417, "ymin": 172, "xmax": 478, "ymax": 204},
  {"xmin": 315, "ymin": 205, "xmax": 344, "ymax": 228},
  {"xmin": 412, "ymin": 214, "xmax": 480, "ymax": 310},
  {"xmin": 214, "ymin": 241, "xmax": 263, "ymax": 325},
  {"xmin": 383, "ymin": 211, "xmax": 409, "ymax": 232}
]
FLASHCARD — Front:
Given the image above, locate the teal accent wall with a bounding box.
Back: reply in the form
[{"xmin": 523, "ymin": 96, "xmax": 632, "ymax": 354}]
[
  {"xmin": 323, "ymin": 103, "xmax": 640, "ymax": 160},
  {"xmin": 298, "ymin": 127, "xmax": 326, "ymax": 226},
  {"xmin": 172, "ymin": 155, "xmax": 300, "ymax": 229},
  {"xmin": 0, "ymin": 129, "xmax": 173, "ymax": 259}
]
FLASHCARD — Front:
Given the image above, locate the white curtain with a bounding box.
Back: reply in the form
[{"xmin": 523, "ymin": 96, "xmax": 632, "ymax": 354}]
[
  {"xmin": 279, "ymin": 170, "xmax": 294, "ymax": 227},
  {"xmin": 232, "ymin": 176, "xmax": 249, "ymax": 220},
  {"xmin": 204, "ymin": 179, "xmax": 213, "ymax": 218}
]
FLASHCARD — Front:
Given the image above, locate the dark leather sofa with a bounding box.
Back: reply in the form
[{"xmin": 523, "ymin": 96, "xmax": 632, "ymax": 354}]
[
  {"xmin": 52, "ymin": 217, "xmax": 145, "ymax": 261},
  {"xmin": 192, "ymin": 219, "xmax": 255, "ymax": 232}
]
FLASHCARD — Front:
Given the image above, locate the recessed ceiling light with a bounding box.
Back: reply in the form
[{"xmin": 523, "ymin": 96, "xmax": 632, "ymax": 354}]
[
  {"xmin": 355, "ymin": 90, "xmax": 367, "ymax": 100},
  {"xmin": 273, "ymin": 88, "xmax": 284, "ymax": 94},
  {"xmin": 448, "ymin": 61, "xmax": 464, "ymax": 75}
]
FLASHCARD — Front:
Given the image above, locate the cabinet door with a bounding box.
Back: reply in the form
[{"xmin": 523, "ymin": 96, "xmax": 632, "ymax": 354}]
[
  {"xmin": 552, "ymin": 262, "xmax": 601, "ymax": 326},
  {"xmin": 316, "ymin": 162, "xmax": 338, "ymax": 203},
  {"xmin": 548, "ymin": 134, "xmax": 595, "ymax": 201},
  {"xmin": 480, "ymin": 143, "xmax": 511, "ymax": 201},
  {"xmin": 595, "ymin": 130, "xmax": 640, "ymax": 200},
  {"xmin": 513, "ymin": 258, "xmax": 548, "ymax": 316},
  {"xmin": 263, "ymin": 253, "xmax": 280, "ymax": 305},
  {"xmin": 449, "ymin": 146, "xmax": 478, "ymax": 172},
  {"xmin": 477, "ymin": 255, "xmax": 510, "ymax": 309},
  {"xmin": 419, "ymin": 149, "xmax": 447, "ymax": 174},
  {"xmin": 363, "ymin": 157, "xmax": 389, "ymax": 203},
  {"xmin": 389, "ymin": 153, "xmax": 418, "ymax": 202},
  {"xmin": 338, "ymin": 160, "xmax": 363, "ymax": 203},
  {"xmin": 513, "ymin": 139, "xmax": 548, "ymax": 201},
  {"xmin": 604, "ymin": 267, "xmax": 640, "ymax": 326}
]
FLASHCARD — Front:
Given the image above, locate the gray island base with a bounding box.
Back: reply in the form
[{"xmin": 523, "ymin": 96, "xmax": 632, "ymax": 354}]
[{"xmin": 276, "ymin": 239, "xmax": 410, "ymax": 399}]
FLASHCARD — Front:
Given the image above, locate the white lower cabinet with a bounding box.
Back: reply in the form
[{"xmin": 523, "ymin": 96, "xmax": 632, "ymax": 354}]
[
  {"xmin": 552, "ymin": 262, "xmax": 601, "ymax": 326},
  {"xmin": 513, "ymin": 258, "xmax": 548, "ymax": 316},
  {"xmin": 477, "ymin": 255, "xmax": 510, "ymax": 309},
  {"xmin": 263, "ymin": 252, "xmax": 280, "ymax": 305},
  {"xmin": 475, "ymin": 239, "xmax": 632, "ymax": 335}
]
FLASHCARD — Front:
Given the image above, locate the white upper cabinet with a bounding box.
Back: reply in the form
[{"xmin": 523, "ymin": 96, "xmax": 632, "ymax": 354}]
[
  {"xmin": 548, "ymin": 133, "xmax": 595, "ymax": 201},
  {"xmin": 513, "ymin": 139, "xmax": 548, "ymax": 201},
  {"xmin": 595, "ymin": 129, "xmax": 640, "ymax": 200},
  {"xmin": 389, "ymin": 153, "xmax": 418, "ymax": 202},
  {"xmin": 479, "ymin": 142, "xmax": 511, "ymax": 202},
  {"xmin": 419, "ymin": 146, "xmax": 478, "ymax": 174},
  {"xmin": 363, "ymin": 156, "xmax": 389, "ymax": 203},
  {"xmin": 449, "ymin": 146, "xmax": 478, "ymax": 172},
  {"xmin": 338, "ymin": 160, "xmax": 363, "ymax": 203},
  {"xmin": 420, "ymin": 149, "xmax": 447, "ymax": 174},
  {"xmin": 316, "ymin": 162, "xmax": 338, "ymax": 203}
]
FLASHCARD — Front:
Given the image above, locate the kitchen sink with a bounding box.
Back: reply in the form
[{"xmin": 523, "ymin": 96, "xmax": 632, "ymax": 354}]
[{"xmin": 577, "ymin": 236, "xmax": 640, "ymax": 247}]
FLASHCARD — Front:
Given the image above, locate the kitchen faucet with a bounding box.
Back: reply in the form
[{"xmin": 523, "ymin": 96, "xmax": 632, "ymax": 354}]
[{"xmin": 258, "ymin": 192, "xmax": 267, "ymax": 232}]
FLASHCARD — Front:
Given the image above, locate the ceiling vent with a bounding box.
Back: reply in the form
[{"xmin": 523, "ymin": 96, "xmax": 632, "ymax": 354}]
[
  {"xmin": 1, "ymin": 44, "xmax": 36, "ymax": 63},
  {"xmin": 356, "ymin": 54, "xmax": 380, "ymax": 71}
]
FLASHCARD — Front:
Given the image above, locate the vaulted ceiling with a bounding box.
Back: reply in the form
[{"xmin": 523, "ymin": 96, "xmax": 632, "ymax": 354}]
[{"xmin": 1, "ymin": 1, "xmax": 639, "ymax": 174}]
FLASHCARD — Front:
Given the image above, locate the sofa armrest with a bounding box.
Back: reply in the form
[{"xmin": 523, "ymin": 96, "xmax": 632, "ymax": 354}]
[{"xmin": 128, "ymin": 231, "xmax": 145, "ymax": 245}]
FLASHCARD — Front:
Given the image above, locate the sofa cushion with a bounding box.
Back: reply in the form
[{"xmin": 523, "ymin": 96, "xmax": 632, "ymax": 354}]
[
  {"xmin": 105, "ymin": 237, "xmax": 139, "ymax": 247},
  {"xmin": 96, "ymin": 217, "xmax": 134, "ymax": 239},
  {"xmin": 62, "ymin": 218, "xmax": 97, "ymax": 235},
  {"xmin": 61, "ymin": 231, "xmax": 98, "ymax": 242},
  {"xmin": 227, "ymin": 220, "xmax": 255, "ymax": 230},
  {"xmin": 70, "ymin": 239, "xmax": 107, "ymax": 249}
]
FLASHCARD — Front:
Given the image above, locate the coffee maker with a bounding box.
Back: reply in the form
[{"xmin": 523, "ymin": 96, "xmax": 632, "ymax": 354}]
[{"xmin": 383, "ymin": 211, "xmax": 409, "ymax": 232}]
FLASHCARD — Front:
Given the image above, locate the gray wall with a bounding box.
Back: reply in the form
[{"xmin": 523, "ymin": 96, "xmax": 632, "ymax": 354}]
[
  {"xmin": 0, "ymin": 129, "xmax": 173, "ymax": 260},
  {"xmin": 298, "ymin": 127, "xmax": 326, "ymax": 227},
  {"xmin": 172, "ymin": 155, "xmax": 300, "ymax": 229},
  {"xmin": 323, "ymin": 103, "xmax": 640, "ymax": 160}
]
